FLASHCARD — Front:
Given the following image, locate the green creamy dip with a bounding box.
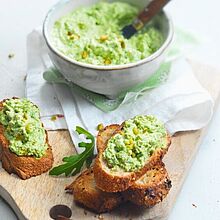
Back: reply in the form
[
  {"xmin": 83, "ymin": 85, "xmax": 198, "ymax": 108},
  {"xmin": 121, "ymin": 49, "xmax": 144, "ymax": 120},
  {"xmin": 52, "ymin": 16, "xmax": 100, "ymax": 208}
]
[
  {"xmin": 52, "ymin": 2, "xmax": 164, "ymax": 65},
  {"xmin": 103, "ymin": 115, "xmax": 167, "ymax": 172},
  {"xmin": 0, "ymin": 99, "xmax": 47, "ymax": 158}
]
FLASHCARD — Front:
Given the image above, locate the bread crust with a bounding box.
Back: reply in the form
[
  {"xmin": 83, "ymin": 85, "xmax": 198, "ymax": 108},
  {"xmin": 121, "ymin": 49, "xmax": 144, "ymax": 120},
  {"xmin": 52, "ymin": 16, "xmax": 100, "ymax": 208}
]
[
  {"xmin": 122, "ymin": 163, "xmax": 172, "ymax": 206},
  {"xmin": 65, "ymin": 168, "xmax": 123, "ymax": 213},
  {"xmin": 94, "ymin": 124, "xmax": 171, "ymax": 192},
  {"xmin": 96, "ymin": 124, "xmax": 122, "ymax": 154},
  {"xmin": 0, "ymin": 98, "xmax": 53, "ymax": 180}
]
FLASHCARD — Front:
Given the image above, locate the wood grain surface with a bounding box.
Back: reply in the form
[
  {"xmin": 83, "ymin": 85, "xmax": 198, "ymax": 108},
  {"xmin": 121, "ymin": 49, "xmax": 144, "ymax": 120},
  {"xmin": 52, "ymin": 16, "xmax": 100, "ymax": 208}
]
[{"xmin": 0, "ymin": 61, "xmax": 220, "ymax": 220}]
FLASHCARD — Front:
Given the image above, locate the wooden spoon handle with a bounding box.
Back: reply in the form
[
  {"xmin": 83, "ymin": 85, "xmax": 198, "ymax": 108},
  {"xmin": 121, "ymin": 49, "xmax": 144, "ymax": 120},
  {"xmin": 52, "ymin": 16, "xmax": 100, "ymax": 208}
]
[{"xmin": 138, "ymin": 0, "xmax": 171, "ymax": 24}]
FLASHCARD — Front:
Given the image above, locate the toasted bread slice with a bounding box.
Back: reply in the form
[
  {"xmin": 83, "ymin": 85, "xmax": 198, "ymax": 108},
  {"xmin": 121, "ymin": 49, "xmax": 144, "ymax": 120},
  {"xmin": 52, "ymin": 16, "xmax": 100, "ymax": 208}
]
[
  {"xmin": 65, "ymin": 168, "xmax": 123, "ymax": 213},
  {"xmin": 94, "ymin": 123, "xmax": 171, "ymax": 192},
  {"xmin": 122, "ymin": 163, "xmax": 172, "ymax": 206},
  {"xmin": 66, "ymin": 164, "xmax": 171, "ymax": 213},
  {"xmin": 0, "ymin": 98, "xmax": 53, "ymax": 180}
]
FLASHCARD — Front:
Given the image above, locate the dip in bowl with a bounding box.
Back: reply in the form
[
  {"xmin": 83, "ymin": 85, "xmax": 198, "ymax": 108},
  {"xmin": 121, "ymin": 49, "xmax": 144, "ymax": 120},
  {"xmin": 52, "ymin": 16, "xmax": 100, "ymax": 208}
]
[{"xmin": 43, "ymin": 0, "xmax": 173, "ymax": 98}]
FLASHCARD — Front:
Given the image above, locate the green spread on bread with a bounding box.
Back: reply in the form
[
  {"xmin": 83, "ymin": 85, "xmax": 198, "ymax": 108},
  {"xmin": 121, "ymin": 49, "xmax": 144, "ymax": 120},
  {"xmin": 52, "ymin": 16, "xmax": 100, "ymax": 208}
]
[
  {"xmin": 52, "ymin": 2, "xmax": 163, "ymax": 65},
  {"xmin": 0, "ymin": 98, "xmax": 47, "ymax": 158},
  {"xmin": 103, "ymin": 115, "xmax": 167, "ymax": 172}
]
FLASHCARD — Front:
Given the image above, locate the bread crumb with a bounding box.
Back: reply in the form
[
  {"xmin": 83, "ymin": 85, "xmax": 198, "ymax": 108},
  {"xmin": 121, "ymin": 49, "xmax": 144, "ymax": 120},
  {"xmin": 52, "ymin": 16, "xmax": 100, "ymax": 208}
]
[
  {"xmin": 97, "ymin": 123, "xmax": 104, "ymax": 131},
  {"xmin": 192, "ymin": 203, "xmax": 197, "ymax": 208},
  {"xmin": 51, "ymin": 115, "xmax": 57, "ymax": 121},
  {"xmin": 8, "ymin": 53, "xmax": 15, "ymax": 59},
  {"xmin": 98, "ymin": 215, "xmax": 104, "ymax": 220}
]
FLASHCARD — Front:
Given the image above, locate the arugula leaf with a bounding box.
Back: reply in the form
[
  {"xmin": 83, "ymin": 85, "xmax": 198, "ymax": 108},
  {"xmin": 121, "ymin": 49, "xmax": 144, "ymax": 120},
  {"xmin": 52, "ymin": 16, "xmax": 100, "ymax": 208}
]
[{"xmin": 49, "ymin": 126, "xmax": 95, "ymax": 176}]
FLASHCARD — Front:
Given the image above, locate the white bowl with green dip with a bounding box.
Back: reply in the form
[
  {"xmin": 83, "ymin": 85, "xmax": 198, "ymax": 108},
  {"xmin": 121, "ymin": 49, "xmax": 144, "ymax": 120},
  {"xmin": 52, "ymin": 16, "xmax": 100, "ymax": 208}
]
[{"xmin": 43, "ymin": 0, "xmax": 173, "ymax": 98}]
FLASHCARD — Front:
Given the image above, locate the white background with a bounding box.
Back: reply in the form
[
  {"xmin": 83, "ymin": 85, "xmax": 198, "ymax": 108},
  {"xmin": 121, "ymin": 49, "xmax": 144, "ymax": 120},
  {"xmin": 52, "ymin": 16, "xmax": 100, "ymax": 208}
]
[{"xmin": 0, "ymin": 0, "xmax": 220, "ymax": 219}]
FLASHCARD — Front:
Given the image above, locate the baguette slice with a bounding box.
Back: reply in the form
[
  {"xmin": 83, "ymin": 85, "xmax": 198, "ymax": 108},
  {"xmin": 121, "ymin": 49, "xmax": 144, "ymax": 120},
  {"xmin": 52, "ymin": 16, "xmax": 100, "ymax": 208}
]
[
  {"xmin": 94, "ymin": 123, "xmax": 171, "ymax": 192},
  {"xmin": 0, "ymin": 98, "xmax": 54, "ymax": 180},
  {"xmin": 65, "ymin": 168, "xmax": 124, "ymax": 213},
  {"xmin": 122, "ymin": 164, "xmax": 172, "ymax": 206},
  {"xmin": 66, "ymin": 165, "xmax": 171, "ymax": 213}
]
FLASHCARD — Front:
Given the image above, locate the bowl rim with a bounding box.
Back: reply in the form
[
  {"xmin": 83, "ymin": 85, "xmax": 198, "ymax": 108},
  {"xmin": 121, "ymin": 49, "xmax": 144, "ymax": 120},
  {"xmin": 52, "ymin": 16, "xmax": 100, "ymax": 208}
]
[{"xmin": 43, "ymin": 0, "xmax": 174, "ymax": 71}]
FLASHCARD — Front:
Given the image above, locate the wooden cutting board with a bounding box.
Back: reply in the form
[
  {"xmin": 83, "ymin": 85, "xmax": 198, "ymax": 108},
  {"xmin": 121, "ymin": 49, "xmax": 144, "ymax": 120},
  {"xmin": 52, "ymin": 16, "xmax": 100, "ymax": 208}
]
[{"xmin": 0, "ymin": 61, "xmax": 220, "ymax": 220}]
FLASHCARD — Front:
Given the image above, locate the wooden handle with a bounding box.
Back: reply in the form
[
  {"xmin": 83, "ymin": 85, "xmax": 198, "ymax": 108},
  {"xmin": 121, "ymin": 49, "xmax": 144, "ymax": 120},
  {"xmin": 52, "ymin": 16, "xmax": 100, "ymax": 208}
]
[{"xmin": 138, "ymin": 0, "xmax": 171, "ymax": 24}]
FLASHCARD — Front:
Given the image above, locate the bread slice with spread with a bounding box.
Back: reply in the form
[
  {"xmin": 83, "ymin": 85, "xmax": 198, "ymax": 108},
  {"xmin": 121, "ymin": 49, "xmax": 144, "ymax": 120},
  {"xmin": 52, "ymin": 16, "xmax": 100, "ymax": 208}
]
[
  {"xmin": 0, "ymin": 98, "xmax": 53, "ymax": 179},
  {"xmin": 93, "ymin": 116, "xmax": 171, "ymax": 192}
]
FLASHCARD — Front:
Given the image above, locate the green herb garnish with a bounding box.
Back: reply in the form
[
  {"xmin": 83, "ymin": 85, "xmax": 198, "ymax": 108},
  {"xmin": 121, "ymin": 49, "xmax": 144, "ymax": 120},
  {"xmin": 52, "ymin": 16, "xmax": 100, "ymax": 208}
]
[{"xmin": 49, "ymin": 126, "xmax": 95, "ymax": 176}]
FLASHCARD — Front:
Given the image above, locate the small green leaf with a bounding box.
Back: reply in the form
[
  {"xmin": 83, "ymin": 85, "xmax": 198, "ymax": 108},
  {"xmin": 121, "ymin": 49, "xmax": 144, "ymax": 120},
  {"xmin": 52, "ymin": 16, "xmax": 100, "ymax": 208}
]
[
  {"xmin": 49, "ymin": 126, "xmax": 95, "ymax": 177},
  {"xmin": 49, "ymin": 163, "xmax": 71, "ymax": 176},
  {"xmin": 78, "ymin": 142, "xmax": 88, "ymax": 148},
  {"xmin": 62, "ymin": 154, "xmax": 80, "ymax": 162}
]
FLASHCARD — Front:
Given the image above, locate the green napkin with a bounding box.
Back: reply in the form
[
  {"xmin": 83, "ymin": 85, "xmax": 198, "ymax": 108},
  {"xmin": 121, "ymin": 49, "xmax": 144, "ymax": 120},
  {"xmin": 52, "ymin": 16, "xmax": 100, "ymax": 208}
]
[{"xmin": 43, "ymin": 62, "xmax": 171, "ymax": 112}]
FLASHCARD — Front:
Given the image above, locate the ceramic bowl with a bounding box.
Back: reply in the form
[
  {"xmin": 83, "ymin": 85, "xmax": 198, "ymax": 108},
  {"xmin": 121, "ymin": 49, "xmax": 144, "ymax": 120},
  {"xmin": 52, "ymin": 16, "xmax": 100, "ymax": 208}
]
[{"xmin": 43, "ymin": 0, "xmax": 173, "ymax": 98}]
